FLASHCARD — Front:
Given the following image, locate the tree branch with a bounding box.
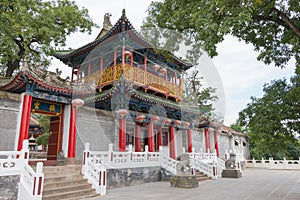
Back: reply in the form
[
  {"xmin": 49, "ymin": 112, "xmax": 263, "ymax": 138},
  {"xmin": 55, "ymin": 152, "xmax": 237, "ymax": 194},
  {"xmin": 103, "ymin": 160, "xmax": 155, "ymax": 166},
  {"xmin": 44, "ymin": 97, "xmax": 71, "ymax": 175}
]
[{"xmin": 273, "ymin": 8, "xmax": 300, "ymax": 38}]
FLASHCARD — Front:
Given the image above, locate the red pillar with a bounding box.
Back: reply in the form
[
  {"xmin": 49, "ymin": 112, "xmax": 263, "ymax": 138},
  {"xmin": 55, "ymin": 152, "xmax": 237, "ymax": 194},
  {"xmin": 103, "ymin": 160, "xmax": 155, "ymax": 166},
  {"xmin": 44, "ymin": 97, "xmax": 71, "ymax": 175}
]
[
  {"xmin": 204, "ymin": 128, "xmax": 210, "ymax": 153},
  {"xmin": 157, "ymin": 126, "xmax": 162, "ymax": 148},
  {"xmin": 187, "ymin": 129, "xmax": 193, "ymax": 153},
  {"xmin": 119, "ymin": 118, "xmax": 126, "ymax": 151},
  {"xmin": 169, "ymin": 126, "xmax": 176, "ymax": 159},
  {"xmin": 18, "ymin": 94, "xmax": 32, "ymax": 151},
  {"xmin": 148, "ymin": 122, "xmax": 154, "ymax": 152},
  {"xmin": 214, "ymin": 129, "xmax": 220, "ymax": 157},
  {"xmin": 135, "ymin": 124, "xmax": 141, "ymax": 152},
  {"xmin": 68, "ymin": 105, "xmax": 77, "ymax": 158}
]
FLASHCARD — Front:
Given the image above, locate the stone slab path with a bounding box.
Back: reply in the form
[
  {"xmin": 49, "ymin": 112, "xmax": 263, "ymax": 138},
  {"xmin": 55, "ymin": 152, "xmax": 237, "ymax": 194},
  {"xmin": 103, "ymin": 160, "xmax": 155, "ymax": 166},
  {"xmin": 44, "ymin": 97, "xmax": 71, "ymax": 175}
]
[{"xmin": 88, "ymin": 168, "xmax": 300, "ymax": 200}]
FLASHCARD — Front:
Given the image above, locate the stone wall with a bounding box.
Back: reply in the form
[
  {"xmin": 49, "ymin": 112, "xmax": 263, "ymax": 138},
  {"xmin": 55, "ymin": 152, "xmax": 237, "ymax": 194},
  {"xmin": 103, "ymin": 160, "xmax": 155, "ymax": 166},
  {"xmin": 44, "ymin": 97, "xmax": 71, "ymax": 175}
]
[
  {"xmin": 75, "ymin": 107, "xmax": 116, "ymax": 160},
  {"xmin": 107, "ymin": 167, "xmax": 169, "ymax": 188},
  {"xmin": 0, "ymin": 92, "xmax": 20, "ymax": 151},
  {"xmin": 0, "ymin": 175, "xmax": 20, "ymax": 200}
]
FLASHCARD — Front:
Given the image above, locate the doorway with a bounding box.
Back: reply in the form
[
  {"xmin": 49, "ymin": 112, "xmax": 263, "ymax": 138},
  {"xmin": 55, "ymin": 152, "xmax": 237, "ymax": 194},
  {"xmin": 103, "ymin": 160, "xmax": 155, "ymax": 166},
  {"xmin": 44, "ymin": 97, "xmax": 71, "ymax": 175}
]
[{"xmin": 29, "ymin": 99, "xmax": 64, "ymax": 164}]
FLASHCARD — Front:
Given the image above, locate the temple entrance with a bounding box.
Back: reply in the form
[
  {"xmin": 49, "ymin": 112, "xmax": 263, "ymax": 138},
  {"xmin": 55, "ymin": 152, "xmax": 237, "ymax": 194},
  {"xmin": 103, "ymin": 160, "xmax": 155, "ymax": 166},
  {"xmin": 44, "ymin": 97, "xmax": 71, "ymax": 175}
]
[
  {"xmin": 29, "ymin": 99, "xmax": 64, "ymax": 165},
  {"xmin": 47, "ymin": 116, "xmax": 61, "ymax": 160}
]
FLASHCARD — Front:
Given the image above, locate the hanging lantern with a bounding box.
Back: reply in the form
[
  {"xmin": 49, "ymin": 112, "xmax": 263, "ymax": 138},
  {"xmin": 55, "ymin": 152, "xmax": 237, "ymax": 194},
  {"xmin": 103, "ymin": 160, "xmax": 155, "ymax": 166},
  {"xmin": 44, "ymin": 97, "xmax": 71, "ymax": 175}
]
[
  {"xmin": 183, "ymin": 122, "xmax": 190, "ymax": 127},
  {"xmin": 164, "ymin": 119, "xmax": 171, "ymax": 124},
  {"xmin": 151, "ymin": 116, "xmax": 160, "ymax": 122},
  {"xmin": 71, "ymin": 98, "xmax": 85, "ymax": 107},
  {"xmin": 152, "ymin": 64, "xmax": 160, "ymax": 71},
  {"xmin": 159, "ymin": 68, "xmax": 167, "ymax": 74},
  {"xmin": 135, "ymin": 115, "xmax": 145, "ymax": 122},
  {"xmin": 174, "ymin": 120, "xmax": 181, "ymax": 125},
  {"xmin": 117, "ymin": 109, "xmax": 128, "ymax": 118}
]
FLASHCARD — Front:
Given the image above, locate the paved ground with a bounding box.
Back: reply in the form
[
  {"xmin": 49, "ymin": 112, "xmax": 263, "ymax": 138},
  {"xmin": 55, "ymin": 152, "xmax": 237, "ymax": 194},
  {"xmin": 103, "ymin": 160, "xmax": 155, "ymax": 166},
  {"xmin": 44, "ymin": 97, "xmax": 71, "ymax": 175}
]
[{"xmin": 89, "ymin": 168, "xmax": 300, "ymax": 200}]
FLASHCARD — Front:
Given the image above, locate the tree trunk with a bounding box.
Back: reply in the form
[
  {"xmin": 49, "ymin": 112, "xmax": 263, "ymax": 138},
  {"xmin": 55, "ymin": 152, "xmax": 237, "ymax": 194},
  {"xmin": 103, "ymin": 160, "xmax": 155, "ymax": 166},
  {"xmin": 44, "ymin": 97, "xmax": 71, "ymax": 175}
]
[{"xmin": 5, "ymin": 59, "xmax": 20, "ymax": 77}]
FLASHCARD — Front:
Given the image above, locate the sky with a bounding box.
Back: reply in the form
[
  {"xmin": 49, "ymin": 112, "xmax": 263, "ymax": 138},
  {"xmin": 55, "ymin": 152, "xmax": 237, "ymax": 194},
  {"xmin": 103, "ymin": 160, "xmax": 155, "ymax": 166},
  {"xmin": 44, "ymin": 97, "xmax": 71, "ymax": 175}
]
[{"xmin": 50, "ymin": 0, "xmax": 296, "ymax": 126}]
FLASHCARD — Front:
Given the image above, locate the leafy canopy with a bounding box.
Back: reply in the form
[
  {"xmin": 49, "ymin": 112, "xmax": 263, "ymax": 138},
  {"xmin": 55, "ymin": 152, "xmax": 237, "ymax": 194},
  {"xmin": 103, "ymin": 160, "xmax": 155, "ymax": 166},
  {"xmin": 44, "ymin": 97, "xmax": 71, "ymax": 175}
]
[
  {"xmin": 0, "ymin": 0, "xmax": 97, "ymax": 77},
  {"xmin": 237, "ymin": 69, "xmax": 300, "ymax": 159},
  {"xmin": 144, "ymin": 0, "xmax": 300, "ymax": 67}
]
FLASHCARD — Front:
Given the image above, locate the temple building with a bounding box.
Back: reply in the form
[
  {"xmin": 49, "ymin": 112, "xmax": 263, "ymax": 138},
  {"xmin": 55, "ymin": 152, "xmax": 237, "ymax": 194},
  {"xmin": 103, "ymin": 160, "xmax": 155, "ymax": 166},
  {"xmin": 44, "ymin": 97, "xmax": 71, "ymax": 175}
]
[{"xmin": 0, "ymin": 10, "xmax": 250, "ymax": 165}]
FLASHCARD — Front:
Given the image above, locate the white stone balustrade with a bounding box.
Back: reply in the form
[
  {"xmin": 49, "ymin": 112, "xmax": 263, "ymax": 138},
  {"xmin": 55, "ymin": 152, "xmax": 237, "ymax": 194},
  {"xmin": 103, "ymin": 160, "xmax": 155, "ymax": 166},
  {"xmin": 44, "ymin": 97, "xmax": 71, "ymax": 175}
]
[
  {"xmin": 246, "ymin": 157, "xmax": 300, "ymax": 170},
  {"xmin": 82, "ymin": 143, "xmax": 106, "ymax": 196},
  {"xmin": 0, "ymin": 140, "xmax": 44, "ymax": 200}
]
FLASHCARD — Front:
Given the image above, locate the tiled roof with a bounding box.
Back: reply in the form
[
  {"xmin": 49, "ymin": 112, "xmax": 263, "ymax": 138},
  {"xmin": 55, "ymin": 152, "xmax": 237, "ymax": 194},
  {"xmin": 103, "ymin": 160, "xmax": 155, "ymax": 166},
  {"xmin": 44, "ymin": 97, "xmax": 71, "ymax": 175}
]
[{"xmin": 54, "ymin": 9, "xmax": 192, "ymax": 70}]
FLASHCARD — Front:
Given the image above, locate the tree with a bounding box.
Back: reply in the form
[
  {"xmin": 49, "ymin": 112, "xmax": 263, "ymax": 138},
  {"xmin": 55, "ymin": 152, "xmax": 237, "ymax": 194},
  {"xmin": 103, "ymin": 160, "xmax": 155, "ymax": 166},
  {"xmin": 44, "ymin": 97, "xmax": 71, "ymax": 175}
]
[
  {"xmin": 237, "ymin": 71, "xmax": 300, "ymax": 159},
  {"xmin": 0, "ymin": 0, "xmax": 96, "ymax": 77},
  {"xmin": 36, "ymin": 132, "xmax": 50, "ymax": 152},
  {"xmin": 144, "ymin": 0, "xmax": 300, "ymax": 67},
  {"xmin": 182, "ymin": 69, "xmax": 218, "ymax": 116}
]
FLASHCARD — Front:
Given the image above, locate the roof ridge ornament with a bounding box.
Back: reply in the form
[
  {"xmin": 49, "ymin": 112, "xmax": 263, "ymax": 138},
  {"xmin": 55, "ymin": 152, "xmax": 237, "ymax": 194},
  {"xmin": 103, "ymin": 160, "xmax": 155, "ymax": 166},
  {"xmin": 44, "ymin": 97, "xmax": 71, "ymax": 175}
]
[
  {"xmin": 21, "ymin": 60, "xmax": 29, "ymax": 72},
  {"xmin": 103, "ymin": 13, "xmax": 112, "ymax": 30},
  {"xmin": 122, "ymin": 9, "xmax": 126, "ymax": 18}
]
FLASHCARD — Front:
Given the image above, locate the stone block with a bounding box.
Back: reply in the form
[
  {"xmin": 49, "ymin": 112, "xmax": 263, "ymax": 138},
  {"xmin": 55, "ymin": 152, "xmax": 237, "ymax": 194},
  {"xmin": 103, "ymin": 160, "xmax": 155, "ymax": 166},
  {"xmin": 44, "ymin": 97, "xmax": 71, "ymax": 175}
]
[
  {"xmin": 221, "ymin": 169, "xmax": 242, "ymax": 178},
  {"xmin": 170, "ymin": 175, "xmax": 199, "ymax": 188}
]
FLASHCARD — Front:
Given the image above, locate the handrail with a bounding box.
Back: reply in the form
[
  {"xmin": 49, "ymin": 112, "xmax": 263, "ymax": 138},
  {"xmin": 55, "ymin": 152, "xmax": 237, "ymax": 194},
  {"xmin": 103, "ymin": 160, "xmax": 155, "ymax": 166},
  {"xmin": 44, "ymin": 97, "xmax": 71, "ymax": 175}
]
[
  {"xmin": 187, "ymin": 152, "xmax": 217, "ymax": 161},
  {"xmin": 82, "ymin": 143, "xmax": 224, "ymax": 189},
  {"xmin": 0, "ymin": 140, "xmax": 44, "ymax": 200},
  {"xmin": 191, "ymin": 158, "xmax": 218, "ymax": 180},
  {"xmin": 159, "ymin": 150, "xmax": 178, "ymax": 175},
  {"xmin": 216, "ymin": 157, "xmax": 225, "ymax": 177},
  {"xmin": 246, "ymin": 158, "xmax": 300, "ymax": 169},
  {"xmin": 82, "ymin": 64, "xmax": 182, "ymax": 98}
]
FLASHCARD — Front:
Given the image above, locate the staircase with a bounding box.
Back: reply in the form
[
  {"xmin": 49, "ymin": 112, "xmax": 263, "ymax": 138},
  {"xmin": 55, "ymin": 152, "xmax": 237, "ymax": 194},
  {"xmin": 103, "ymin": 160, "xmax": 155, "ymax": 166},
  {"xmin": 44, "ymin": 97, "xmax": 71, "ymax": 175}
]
[
  {"xmin": 194, "ymin": 170, "xmax": 211, "ymax": 182},
  {"xmin": 42, "ymin": 165, "xmax": 99, "ymax": 200}
]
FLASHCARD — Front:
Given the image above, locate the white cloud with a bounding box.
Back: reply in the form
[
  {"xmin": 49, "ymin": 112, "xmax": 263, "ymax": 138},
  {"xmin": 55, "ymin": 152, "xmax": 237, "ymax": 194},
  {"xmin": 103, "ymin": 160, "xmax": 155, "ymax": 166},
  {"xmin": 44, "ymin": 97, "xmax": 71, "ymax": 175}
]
[{"xmin": 212, "ymin": 35, "xmax": 295, "ymax": 125}]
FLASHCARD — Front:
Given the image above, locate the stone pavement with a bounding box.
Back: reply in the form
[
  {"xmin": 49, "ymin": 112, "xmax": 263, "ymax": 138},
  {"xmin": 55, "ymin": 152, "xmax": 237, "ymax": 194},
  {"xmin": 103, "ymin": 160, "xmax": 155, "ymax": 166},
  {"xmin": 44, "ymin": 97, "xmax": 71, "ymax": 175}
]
[{"xmin": 88, "ymin": 168, "xmax": 300, "ymax": 200}]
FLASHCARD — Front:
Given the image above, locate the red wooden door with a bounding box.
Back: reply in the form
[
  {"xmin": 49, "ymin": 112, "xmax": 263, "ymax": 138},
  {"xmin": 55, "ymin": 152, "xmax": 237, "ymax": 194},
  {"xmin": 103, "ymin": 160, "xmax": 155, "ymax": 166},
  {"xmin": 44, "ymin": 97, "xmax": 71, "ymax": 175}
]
[{"xmin": 47, "ymin": 116, "xmax": 60, "ymax": 160}]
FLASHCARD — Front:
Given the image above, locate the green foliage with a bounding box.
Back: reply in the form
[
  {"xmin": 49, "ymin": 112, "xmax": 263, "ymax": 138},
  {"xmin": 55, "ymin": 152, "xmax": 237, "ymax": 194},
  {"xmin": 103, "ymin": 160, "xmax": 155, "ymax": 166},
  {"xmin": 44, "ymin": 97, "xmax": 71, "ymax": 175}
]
[
  {"xmin": 37, "ymin": 114, "xmax": 51, "ymax": 133},
  {"xmin": 0, "ymin": 0, "xmax": 97, "ymax": 77},
  {"xmin": 182, "ymin": 69, "xmax": 218, "ymax": 115},
  {"xmin": 144, "ymin": 0, "xmax": 300, "ymax": 67},
  {"xmin": 237, "ymin": 70, "xmax": 300, "ymax": 159},
  {"xmin": 36, "ymin": 133, "xmax": 50, "ymax": 146}
]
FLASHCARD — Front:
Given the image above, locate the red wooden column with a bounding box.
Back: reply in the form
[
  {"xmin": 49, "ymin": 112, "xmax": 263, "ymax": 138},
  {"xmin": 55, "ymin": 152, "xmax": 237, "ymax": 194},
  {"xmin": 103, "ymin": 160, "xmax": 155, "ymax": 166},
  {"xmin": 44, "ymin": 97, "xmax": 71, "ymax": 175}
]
[
  {"xmin": 169, "ymin": 126, "xmax": 176, "ymax": 159},
  {"xmin": 119, "ymin": 118, "xmax": 126, "ymax": 151},
  {"xmin": 187, "ymin": 129, "xmax": 193, "ymax": 153},
  {"xmin": 157, "ymin": 126, "xmax": 162, "ymax": 148},
  {"xmin": 204, "ymin": 128, "xmax": 210, "ymax": 153},
  {"xmin": 68, "ymin": 105, "xmax": 77, "ymax": 158},
  {"xmin": 118, "ymin": 109, "xmax": 127, "ymax": 152},
  {"xmin": 148, "ymin": 122, "xmax": 154, "ymax": 152},
  {"xmin": 214, "ymin": 129, "xmax": 220, "ymax": 157},
  {"xmin": 18, "ymin": 94, "xmax": 32, "ymax": 151},
  {"xmin": 135, "ymin": 124, "xmax": 141, "ymax": 152}
]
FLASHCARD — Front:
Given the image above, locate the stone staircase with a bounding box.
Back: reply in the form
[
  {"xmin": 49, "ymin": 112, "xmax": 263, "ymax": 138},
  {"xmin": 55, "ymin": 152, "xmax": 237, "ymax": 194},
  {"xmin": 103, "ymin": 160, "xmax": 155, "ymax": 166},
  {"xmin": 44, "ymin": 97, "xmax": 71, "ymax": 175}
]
[
  {"xmin": 42, "ymin": 165, "xmax": 99, "ymax": 200},
  {"xmin": 194, "ymin": 170, "xmax": 211, "ymax": 182}
]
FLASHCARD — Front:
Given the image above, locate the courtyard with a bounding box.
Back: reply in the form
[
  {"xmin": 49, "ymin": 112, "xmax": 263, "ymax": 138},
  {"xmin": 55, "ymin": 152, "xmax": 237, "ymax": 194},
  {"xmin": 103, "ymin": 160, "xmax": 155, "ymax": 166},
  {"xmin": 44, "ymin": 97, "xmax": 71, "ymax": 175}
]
[{"xmin": 89, "ymin": 168, "xmax": 300, "ymax": 200}]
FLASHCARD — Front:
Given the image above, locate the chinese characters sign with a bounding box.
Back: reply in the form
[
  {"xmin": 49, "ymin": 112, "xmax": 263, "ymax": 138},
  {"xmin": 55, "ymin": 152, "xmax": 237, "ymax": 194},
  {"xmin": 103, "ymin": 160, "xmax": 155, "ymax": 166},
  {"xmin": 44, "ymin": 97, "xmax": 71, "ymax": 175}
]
[{"xmin": 31, "ymin": 100, "xmax": 61, "ymax": 114}]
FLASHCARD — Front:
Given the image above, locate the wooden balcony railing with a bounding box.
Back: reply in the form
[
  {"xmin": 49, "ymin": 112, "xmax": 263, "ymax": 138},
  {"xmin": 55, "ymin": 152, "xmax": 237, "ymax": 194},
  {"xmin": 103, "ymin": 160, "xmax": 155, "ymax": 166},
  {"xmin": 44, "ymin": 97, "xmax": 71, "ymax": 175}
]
[{"xmin": 82, "ymin": 64, "xmax": 183, "ymax": 99}]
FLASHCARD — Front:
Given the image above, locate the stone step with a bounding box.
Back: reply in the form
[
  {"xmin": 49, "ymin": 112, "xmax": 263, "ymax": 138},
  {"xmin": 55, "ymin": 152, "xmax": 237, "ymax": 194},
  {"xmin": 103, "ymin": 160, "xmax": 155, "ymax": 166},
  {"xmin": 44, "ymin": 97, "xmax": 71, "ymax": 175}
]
[
  {"xmin": 44, "ymin": 169, "xmax": 80, "ymax": 178},
  {"xmin": 63, "ymin": 193, "xmax": 100, "ymax": 200},
  {"xmin": 44, "ymin": 174, "xmax": 84, "ymax": 184},
  {"xmin": 42, "ymin": 165, "xmax": 82, "ymax": 173},
  {"xmin": 42, "ymin": 188, "xmax": 98, "ymax": 200},
  {"xmin": 44, "ymin": 179, "xmax": 88, "ymax": 189},
  {"xmin": 43, "ymin": 184, "xmax": 92, "ymax": 196},
  {"xmin": 194, "ymin": 171, "xmax": 211, "ymax": 181}
]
